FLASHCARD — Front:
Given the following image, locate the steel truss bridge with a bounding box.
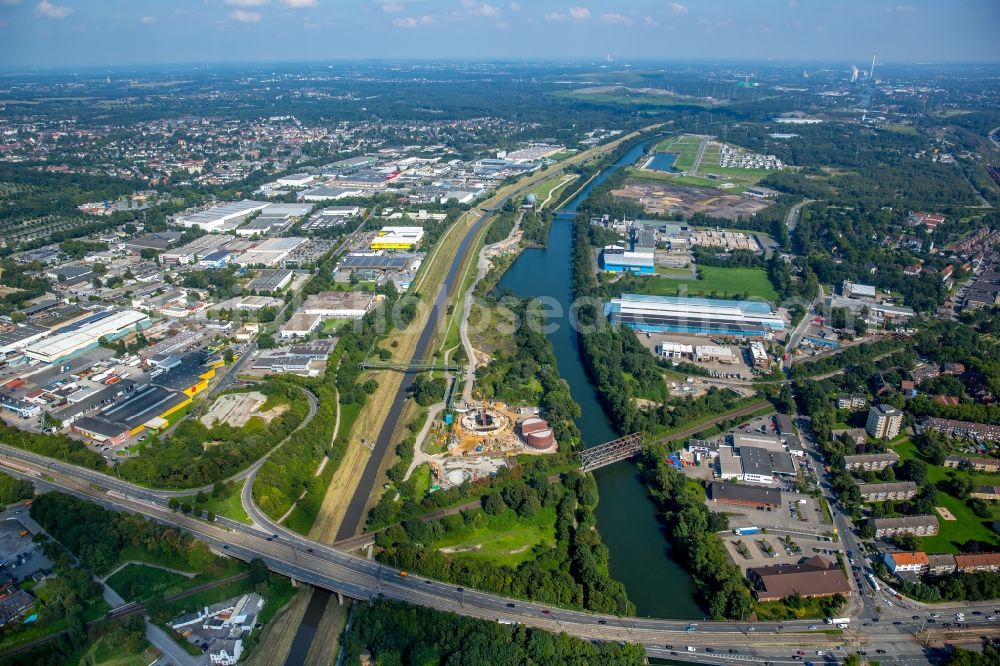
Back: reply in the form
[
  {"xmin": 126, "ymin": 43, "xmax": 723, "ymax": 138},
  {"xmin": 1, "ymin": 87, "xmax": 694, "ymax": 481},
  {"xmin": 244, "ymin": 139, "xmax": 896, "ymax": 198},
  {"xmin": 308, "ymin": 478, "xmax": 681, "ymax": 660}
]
[{"xmin": 579, "ymin": 433, "xmax": 644, "ymax": 472}]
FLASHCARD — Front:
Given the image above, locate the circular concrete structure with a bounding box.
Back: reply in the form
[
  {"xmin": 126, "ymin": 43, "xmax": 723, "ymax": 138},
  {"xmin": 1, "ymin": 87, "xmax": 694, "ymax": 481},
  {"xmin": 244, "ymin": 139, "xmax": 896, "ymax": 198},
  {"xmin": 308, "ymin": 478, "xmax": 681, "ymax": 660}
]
[
  {"xmin": 521, "ymin": 417, "xmax": 548, "ymax": 435},
  {"xmin": 526, "ymin": 428, "xmax": 555, "ymax": 450}
]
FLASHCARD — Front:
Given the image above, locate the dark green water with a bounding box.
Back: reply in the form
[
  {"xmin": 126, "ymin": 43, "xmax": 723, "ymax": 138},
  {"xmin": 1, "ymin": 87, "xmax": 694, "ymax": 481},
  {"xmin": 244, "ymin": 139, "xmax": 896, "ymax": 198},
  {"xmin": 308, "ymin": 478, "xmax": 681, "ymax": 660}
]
[{"xmin": 497, "ymin": 140, "xmax": 701, "ymax": 619}]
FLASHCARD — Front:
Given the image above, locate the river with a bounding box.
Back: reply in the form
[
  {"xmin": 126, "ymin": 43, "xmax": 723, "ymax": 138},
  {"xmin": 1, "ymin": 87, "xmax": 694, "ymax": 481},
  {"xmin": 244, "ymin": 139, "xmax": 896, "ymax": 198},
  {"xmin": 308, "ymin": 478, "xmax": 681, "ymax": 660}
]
[{"xmin": 497, "ymin": 138, "xmax": 701, "ymax": 619}]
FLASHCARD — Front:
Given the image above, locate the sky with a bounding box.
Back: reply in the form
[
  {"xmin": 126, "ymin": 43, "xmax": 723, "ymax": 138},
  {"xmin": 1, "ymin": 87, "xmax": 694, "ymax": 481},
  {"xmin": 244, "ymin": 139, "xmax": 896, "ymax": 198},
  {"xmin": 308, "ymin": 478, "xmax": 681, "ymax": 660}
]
[{"xmin": 0, "ymin": 0, "xmax": 998, "ymax": 70}]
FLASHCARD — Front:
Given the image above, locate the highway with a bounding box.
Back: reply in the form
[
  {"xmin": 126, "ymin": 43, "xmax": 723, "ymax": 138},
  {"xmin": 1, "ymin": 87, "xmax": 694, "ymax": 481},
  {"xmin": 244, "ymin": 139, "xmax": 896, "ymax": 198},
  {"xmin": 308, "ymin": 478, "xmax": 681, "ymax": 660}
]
[{"xmin": 1, "ymin": 445, "xmax": 998, "ymax": 664}]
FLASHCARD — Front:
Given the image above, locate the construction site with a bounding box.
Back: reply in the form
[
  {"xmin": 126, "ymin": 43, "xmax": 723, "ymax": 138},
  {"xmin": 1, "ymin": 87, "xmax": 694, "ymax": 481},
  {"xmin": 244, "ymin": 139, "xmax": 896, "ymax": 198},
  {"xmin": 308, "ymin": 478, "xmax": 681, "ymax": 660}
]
[{"xmin": 416, "ymin": 400, "xmax": 558, "ymax": 491}]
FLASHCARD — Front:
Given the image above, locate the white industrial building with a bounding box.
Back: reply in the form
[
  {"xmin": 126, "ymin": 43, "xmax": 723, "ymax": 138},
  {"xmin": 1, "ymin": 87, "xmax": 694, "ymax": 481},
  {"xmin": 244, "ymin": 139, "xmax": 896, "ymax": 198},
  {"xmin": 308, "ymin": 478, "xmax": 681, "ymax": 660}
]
[
  {"xmin": 174, "ymin": 200, "xmax": 272, "ymax": 233},
  {"xmin": 25, "ymin": 310, "xmax": 149, "ymax": 364},
  {"xmin": 300, "ymin": 291, "xmax": 376, "ymax": 320},
  {"xmin": 606, "ymin": 294, "xmax": 784, "ymax": 338}
]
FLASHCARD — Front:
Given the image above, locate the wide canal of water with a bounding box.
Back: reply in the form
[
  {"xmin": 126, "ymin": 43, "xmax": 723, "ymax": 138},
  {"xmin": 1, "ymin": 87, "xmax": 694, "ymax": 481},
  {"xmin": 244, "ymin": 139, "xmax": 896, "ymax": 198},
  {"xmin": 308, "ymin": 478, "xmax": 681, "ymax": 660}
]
[{"xmin": 497, "ymin": 138, "xmax": 701, "ymax": 618}]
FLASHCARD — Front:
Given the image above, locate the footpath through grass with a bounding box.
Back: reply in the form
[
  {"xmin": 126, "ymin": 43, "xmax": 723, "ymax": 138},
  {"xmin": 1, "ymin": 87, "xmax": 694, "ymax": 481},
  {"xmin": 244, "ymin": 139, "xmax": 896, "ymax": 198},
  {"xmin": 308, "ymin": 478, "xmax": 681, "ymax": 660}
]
[{"xmin": 431, "ymin": 507, "xmax": 557, "ymax": 568}]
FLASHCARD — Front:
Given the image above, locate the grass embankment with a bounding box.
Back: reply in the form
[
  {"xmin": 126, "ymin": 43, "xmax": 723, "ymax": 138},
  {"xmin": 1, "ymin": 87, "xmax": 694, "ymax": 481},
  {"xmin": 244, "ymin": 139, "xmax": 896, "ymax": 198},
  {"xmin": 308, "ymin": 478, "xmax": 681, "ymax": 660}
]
[{"xmin": 631, "ymin": 266, "xmax": 779, "ymax": 301}]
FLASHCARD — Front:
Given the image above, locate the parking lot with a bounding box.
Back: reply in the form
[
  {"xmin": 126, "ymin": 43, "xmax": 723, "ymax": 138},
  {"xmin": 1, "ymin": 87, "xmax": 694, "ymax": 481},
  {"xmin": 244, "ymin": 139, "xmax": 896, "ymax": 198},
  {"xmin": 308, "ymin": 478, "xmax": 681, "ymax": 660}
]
[
  {"xmin": 0, "ymin": 510, "xmax": 52, "ymax": 585},
  {"xmin": 724, "ymin": 531, "xmax": 843, "ymax": 572}
]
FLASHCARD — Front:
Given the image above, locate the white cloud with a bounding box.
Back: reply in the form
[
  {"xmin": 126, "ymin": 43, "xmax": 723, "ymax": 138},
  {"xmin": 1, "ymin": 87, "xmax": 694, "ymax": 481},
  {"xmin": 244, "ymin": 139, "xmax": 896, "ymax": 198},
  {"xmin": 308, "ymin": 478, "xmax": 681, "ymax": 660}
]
[
  {"xmin": 378, "ymin": 0, "xmax": 405, "ymax": 11},
  {"xmin": 140, "ymin": 15, "xmax": 156, "ymax": 24},
  {"xmin": 568, "ymin": 6, "xmax": 589, "ymax": 21},
  {"xmin": 393, "ymin": 14, "xmax": 435, "ymax": 27},
  {"xmin": 473, "ymin": 3, "xmax": 499, "ymax": 16},
  {"xmin": 280, "ymin": 0, "xmax": 318, "ymax": 7},
  {"xmin": 509, "ymin": 1, "xmax": 519, "ymax": 10},
  {"xmin": 599, "ymin": 12, "xmax": 631, "ymax": 25},
  {"xmin": 642, "ymin": 15, "xmax": 658, "ymax": 26},
  {"xmin": 885, "ymin": 4, "xmax": 917, "ymax": 12},
  {"xmin": 670, "ymin": 2, "xmax": 688, "ymax": 15},
  {"xmin": 0, "ymin": 0, "xmax": 24, "ymax": 6},
  {"xmin": 228, "ymin": 9, "xmax": 261, "ymax": 22},
  {"xmin": 34, "ymin": 0, "xmax": 72, "ymax": 19},
  {"xmin": 494, "ymin": 19, "xmax": 509, "ymax": 29},
  {"xmin": 544, "ymin": 11, "xmax": 564, "ymax": 21},
  {"xmin": 225, "ymin": 0, "xmax": 268, "ymax": 6}
]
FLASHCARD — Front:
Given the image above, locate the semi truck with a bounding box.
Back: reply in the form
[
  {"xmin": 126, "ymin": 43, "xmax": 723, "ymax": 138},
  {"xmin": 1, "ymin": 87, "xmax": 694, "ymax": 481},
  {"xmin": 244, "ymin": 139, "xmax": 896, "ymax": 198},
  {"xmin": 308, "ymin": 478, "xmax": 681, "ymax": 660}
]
[
  {"xmin": 825, "ymin": 617, "xmax": 850, "ymax": 625},
  {"xmin": 733, "ymin": 527, "xmax": 761, "ymax": 536}
]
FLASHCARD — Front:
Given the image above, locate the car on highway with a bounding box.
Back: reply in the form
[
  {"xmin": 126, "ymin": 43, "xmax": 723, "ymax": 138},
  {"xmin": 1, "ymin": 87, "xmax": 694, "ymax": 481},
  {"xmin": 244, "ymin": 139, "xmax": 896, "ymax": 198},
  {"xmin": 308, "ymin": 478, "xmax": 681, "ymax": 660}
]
[
  {"xmin": 792, "ymin": 657, "xmax": 802, "ymax": 662},
  {"xmin": 807, "ymin": 625, "xmax": 817, "ymax": 630},
  {"xmin": 598, "ymin": 620, "xmax": 607, "ymax": 625},
  {"xmin": 506, "ymin": 603, "xmax": 515, "ymax": 608},
  {"xmin": 541, "ymin": 610, "xmax": 550, "ymax": 615},
  {"xmin": 816, "ymin": 651, "xmax": 824, "ymax": 656},
  {"xmin": 686, "ymin": 646, "xmax": 696, "ymax": 652}
]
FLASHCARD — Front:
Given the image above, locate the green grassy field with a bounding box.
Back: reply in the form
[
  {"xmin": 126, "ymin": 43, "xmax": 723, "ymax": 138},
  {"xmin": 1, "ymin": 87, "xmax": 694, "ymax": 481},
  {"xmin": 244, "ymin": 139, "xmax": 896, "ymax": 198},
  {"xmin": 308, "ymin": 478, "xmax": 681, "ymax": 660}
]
[
  {"xmin": 892, "ymin": 439, "xmax": 1000, "ymax": 553},
  {"xmin": 654, "ymin": 135, "xmax": 703, "ymax": 170},
  {"xmin": 432, "ymin": 507, "xmax": 557, "ymax": 568},
  {"xmin": 106, "ymin": 563, "xmax": 192, "ymax": 602},
  {"xmin": 411, "ymin": 462, "xmax": 432, "ymax": 500},
  {"xmin": 188, "ymin": 480, "xmax": 252, "ymax": 524},
  {"xmin": 530, "ymin": 173, "xmax": 578, "ymax": 207},
  {"xmin": 632, "ymin": 266, "xmax": 779, "ymax": 301},
  {"xmin": 86, "ymin": 636, "xmax": 155, "ymax": 666}
]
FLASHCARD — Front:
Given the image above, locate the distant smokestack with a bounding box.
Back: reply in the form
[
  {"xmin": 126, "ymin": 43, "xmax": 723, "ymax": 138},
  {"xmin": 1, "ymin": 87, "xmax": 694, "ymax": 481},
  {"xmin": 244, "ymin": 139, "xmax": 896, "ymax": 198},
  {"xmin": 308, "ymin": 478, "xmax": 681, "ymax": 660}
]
[
  {"xmin": 869, "ymin": 52, "xmax": 876, "ymax": 81},
  {"xmin": 850, "ymin": 66, "xmax": 859, "ymax": 83}
]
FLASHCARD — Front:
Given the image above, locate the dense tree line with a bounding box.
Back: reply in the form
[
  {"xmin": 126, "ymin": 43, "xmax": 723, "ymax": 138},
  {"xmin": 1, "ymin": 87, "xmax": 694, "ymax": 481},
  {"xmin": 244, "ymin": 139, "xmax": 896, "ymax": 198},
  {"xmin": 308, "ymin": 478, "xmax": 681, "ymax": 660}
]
[
  {"xmin": 116, "ymin": 382, "xmax": 308, "ymax": 488},
  {"xmin": 340, "ymin": 599, "xmax": 645, "ymax": 666},
  {"xmin": 790, "ymin": 339, "xmax": 906, "ymax": 379},
  {"xmin": 31, "ymin": 492, "xmax": 227, "ymax": 576},
  {"xmin": 375, "ymin": 470, "xmax": 633, "ymax": 616},
  {"xmin": 0, "ymin": 421, "xmax": 105, "ymax": 469},
  {"xmin": 475, "ymin": 299, "xmax": 581, "ymax": 448},
  {"xmin": 0, "ymin": 471, "xmax": 34, "ymax": 506}
]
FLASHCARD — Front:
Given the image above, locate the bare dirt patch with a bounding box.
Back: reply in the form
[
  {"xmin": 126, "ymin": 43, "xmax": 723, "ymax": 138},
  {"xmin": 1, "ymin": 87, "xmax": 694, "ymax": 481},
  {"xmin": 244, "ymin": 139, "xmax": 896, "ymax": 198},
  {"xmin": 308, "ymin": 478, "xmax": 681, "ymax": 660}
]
[
  {"xmin": 612, "ymin": 179, "xmax": 771, "ymax": 220},
  {"xmin": 936, "ymin": 506, "xmax": 957, "ymax": 521}
]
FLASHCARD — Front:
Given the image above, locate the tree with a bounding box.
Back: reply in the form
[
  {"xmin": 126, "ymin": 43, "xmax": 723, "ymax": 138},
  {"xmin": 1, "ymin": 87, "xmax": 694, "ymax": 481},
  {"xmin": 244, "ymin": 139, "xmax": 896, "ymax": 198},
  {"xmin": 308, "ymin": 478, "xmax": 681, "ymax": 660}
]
[
  {"xmin": 195, "ymin": 490, "xmax": 208, "ymax": 504},
  {"xmin": 482, "ymin": 492, "xmax": 505, "ymax": 515},
  {"xmin": 257, "ymin": 334, "xmax": 277, "ymax": 349},
  {"xmin": 248, "ymin": 558, "xmax": 269, "ymax": 586}
]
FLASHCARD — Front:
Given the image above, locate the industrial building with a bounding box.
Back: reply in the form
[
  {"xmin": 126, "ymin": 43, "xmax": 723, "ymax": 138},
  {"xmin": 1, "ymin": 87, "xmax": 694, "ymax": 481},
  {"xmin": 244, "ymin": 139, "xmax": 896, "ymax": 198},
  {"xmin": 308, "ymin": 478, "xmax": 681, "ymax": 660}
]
[
  {"xmin": 748, "ymin": 556, "xmax": 851, "ymax": 602},
  {"xmin": 605, "ymin": 294, "xmax": 784, "ymax": 338},
  {"xmin": 280, "ymin": 313, "xmax": 322, "ymax": 339},
  {"xmin": 866, "ymin": 404, "xmax": 903, "ymax": 439},
  {"xmin": 174, "ymin": 200, "xmax": 271, "ymax": 233},
  {"xmin": 248, "ymin": 269, "xmax": 293, "ymax": 293},
  {"xmin": 708, "ymin": 481, "xmax": 780, "ymax": 509},
  {"xmin": 599, "ymin": 247, "xmax": 655, "ymax": 274},
  {"xmin": 370, "ymin": 227, "xmax": 425, "ymax": 250},
  {"xmin": 300, "ymin": 291, "xmax": 376, "ymax": 320},
  {"xmin": 24, "ymin": 310, "xmax": 150, "ymax": 364},
  {"xmin": 77, "ymin": 385, "xmax": 191, "ymax": 438}
]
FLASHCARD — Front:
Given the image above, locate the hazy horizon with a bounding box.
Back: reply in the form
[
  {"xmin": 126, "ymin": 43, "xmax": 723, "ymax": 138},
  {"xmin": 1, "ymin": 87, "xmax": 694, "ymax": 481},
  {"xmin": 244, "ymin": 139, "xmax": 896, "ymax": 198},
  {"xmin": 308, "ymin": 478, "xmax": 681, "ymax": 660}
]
[{"xmin": 0, "ymin": 0, "xmax": 998, "ymax": 70}]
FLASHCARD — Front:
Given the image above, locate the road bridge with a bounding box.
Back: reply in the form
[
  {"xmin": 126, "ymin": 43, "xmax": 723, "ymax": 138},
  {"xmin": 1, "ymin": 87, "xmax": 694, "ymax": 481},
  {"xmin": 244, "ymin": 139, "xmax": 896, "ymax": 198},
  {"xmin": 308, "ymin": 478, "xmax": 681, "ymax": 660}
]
[{"xmin": 1, "ymin": 449, "xmax": 997, "ymax": 664}]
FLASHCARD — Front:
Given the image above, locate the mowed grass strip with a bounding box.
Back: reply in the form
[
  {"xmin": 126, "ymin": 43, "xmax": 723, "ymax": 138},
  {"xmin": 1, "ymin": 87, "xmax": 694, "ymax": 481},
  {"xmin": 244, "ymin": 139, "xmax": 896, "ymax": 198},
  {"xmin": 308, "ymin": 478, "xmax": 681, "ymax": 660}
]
[{"xmin": 632, "ymin": 266, "xmax": 779, "ymax": 301}]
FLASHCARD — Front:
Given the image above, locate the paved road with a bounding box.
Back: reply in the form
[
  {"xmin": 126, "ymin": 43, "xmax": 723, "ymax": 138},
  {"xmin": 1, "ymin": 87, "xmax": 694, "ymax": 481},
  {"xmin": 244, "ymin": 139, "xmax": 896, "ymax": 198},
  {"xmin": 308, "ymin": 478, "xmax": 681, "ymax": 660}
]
[{"xmin": 2, "ymin": 451, "xmax": 996, "ymax": 665}]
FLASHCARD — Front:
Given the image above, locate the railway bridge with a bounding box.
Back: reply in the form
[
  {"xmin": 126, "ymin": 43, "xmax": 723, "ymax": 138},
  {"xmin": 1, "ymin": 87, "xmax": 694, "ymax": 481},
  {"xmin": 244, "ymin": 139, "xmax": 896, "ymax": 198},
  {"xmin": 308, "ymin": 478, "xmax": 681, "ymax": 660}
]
[{"xmin": 579, "ymin": 433, "xmax": 644, "ymax": 472}]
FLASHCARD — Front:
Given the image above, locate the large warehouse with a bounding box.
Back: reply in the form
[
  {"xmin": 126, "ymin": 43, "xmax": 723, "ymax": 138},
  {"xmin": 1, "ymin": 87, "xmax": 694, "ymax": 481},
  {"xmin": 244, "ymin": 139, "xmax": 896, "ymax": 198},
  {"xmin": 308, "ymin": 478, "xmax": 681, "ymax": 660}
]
[
  {"xmin": 605, "ymin": 294, "xmax": 784, "ymax": 338},
  {"xmin": 25, "ymin": 310, "xmax": 150, "ymax": 364},
  {"xmin": 174, "ymin": 200, "xmax": 272, "ymax": 233},
  {"xmin": 370, "ymin": 226, "xmax": 425, "ymax": 250}
]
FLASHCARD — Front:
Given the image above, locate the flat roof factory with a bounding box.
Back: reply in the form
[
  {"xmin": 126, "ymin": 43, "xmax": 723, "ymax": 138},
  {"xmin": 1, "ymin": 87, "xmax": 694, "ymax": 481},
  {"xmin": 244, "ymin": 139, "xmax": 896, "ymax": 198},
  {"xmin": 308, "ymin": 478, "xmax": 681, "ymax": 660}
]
[{"xmin": 605, "ymin": 294, "xmax": 784, "ymax": 338}]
